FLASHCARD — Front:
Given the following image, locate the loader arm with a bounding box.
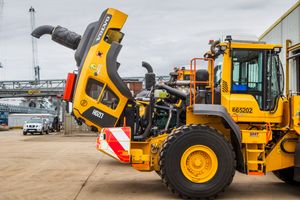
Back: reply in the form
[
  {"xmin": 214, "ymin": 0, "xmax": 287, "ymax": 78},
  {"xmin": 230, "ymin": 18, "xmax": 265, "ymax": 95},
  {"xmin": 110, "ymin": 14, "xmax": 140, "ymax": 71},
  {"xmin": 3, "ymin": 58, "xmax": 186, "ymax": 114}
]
[
  {"xmin": 32, "ymin": 8, "xmax": 131, "ymax": 131},
  {"xmin": 72, "ymin": 9, "xmax": 131, "ymax": 131}
]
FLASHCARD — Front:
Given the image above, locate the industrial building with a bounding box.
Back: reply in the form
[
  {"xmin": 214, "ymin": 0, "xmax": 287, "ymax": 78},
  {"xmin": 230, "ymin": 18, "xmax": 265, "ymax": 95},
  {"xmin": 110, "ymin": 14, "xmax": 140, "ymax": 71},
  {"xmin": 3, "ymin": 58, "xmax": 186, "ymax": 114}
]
[{"xmin": 260, "ymin": 1, "xmax": 300, "ymax": 94}]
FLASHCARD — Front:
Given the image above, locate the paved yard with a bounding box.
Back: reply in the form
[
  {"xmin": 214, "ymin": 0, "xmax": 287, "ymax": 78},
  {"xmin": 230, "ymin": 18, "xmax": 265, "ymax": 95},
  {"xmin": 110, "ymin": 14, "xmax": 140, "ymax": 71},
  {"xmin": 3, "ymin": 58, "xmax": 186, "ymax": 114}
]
[{"xmin": 0, "ymin": 130, "xmax": 299, "ymax": 200}]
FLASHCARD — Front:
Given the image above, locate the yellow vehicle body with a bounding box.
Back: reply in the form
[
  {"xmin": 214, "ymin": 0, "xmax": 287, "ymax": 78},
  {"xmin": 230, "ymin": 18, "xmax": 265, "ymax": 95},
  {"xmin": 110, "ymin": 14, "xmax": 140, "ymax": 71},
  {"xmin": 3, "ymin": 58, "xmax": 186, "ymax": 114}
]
[
  {"xmin": 129, "ymin": 41, "xmax": 299, "ymax": 176},
  {"xmin": 33, "ymin": 8, "xmax": 300, "ymax": 200},
  {"xmin": 72, "ymin": 9, "xmax": 129, "ymax": 130}
]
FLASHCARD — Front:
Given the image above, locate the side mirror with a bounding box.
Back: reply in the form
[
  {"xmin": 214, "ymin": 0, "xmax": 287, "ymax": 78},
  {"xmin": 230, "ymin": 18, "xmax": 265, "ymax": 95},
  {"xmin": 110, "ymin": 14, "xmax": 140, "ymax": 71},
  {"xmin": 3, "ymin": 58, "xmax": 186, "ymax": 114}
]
[{"xmin": 273, "ymin": 47, "xmax": 281, "ymax": 54}]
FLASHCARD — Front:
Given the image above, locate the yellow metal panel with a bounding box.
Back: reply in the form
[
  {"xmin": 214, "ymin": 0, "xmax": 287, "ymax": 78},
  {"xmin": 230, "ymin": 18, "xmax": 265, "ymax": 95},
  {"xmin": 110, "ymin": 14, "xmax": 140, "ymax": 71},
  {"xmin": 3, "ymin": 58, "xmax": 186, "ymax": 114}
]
[
  {"xmin": 266, "ymin": 132, "xmax": 297, "ymax": 172},
  {"xmin": 230, "ymin": 43, "xmax": 281, "ymax": 50},
  {"xmin": 72, "ymin": 8, "xmax": 128, "ymax": 130},
  {"xmin": 292, "ymin": 96, "xmax": 300, "ymax": 135},
  {"xmin": 219, "ymin": 42, "xmax": 281, "ymax": 50},
  {"xmin": 242, "ymin": 130, "xmax": 270, "ymax": 144},
  {"xmin": 130, "ymin": 134, "xmax": 168, "ymax": 172},
  {"xmin": 227, "ymin": 94, "xmax": 284, "ymax": 123}
]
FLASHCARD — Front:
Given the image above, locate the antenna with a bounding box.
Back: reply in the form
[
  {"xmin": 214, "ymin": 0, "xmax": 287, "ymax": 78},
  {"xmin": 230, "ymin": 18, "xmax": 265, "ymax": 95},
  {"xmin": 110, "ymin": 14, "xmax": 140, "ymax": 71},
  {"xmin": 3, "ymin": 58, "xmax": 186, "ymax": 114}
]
[{"xmin": 29, "ymin": 6, "xmax": 40, "ymax": 82}]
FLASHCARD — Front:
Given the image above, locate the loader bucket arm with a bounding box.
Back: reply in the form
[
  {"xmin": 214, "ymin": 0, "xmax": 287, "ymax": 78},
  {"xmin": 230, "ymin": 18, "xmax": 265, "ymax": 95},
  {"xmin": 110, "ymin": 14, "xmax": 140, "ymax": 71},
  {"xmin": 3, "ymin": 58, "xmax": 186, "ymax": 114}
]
[
  {"xmin": 72, "ymin": 9, "xmax": 131, "ymax": 131},
  {"xmin": 32, "ymin": 8, "xmax": 131, "ymax": 131}
]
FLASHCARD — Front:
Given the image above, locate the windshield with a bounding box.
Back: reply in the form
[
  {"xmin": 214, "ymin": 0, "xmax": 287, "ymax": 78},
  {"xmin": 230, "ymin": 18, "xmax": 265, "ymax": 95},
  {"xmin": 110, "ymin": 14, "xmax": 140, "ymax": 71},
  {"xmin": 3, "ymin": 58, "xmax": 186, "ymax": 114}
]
[
  {"xmin": 28, "ymin": 118, "xmax": 43, "ymax": 123},
  {"xmin": 266, "ymin": 51, "xmax": 284, "ymax": 110},
  {"xmin": 231, "ymin": 48, "xmax": 283, "ymax": 111}
]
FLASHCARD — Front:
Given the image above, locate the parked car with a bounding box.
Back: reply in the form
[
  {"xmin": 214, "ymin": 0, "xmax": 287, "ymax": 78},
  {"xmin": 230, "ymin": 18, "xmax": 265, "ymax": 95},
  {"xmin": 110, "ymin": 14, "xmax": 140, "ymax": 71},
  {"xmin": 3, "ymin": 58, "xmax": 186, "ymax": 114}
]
[
  {"xmin": 45, "ymin": 118, "xmax": 54, "ymax": 132},
  {"xmin": 23, "ymin": 118, "xmax": 49, "ymax": 135}
]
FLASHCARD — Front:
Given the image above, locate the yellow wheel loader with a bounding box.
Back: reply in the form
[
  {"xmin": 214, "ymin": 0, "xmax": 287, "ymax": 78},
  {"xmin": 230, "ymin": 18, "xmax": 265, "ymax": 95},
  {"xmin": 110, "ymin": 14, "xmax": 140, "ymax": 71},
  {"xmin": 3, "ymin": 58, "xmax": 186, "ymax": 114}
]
[{"xmin": 32, "ymin": 8, "xmax": 300, "ymax": 199}]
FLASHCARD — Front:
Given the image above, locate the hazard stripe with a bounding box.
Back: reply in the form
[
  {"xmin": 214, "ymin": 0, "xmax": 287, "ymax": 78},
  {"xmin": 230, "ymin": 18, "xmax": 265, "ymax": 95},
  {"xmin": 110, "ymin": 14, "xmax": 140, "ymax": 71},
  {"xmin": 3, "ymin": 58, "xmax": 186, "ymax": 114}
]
[
  {"xmin": 110, "ymin": 128, "xmax": 130, "ymax": 141},
  {"xmin": 105, "ymin": 129, "xmax": 129, "ymax": 162},
  {"xmin": 100, "ymin": 139, "xmax": 118, "ymax": 159},
  {"xmin": 121, "ymin": 127, "xmax": 131, "ymax": 138},
  {"xmin": 109, "ymin": 128, "xmax": 130, "ymax": 151}
]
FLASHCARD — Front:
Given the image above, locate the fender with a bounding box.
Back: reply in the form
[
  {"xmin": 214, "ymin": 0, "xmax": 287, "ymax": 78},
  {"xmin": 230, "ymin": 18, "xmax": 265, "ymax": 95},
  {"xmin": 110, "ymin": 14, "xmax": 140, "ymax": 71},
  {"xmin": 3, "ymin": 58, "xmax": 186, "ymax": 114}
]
[
  {"xmin": 193, "ymin": 104, "xmax": 245, "ymax": 172},
  {"xmin": 294, "ymin": 137, "xmax": 300, "ymax": 181}
]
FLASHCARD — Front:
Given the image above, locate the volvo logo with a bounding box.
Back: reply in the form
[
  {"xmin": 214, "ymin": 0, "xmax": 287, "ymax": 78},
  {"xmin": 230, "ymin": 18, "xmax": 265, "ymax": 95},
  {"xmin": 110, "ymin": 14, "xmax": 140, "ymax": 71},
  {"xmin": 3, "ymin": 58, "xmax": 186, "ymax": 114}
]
[{"xmin": 95, "ymin": 15, "xmax": 111, "ymax": 43}]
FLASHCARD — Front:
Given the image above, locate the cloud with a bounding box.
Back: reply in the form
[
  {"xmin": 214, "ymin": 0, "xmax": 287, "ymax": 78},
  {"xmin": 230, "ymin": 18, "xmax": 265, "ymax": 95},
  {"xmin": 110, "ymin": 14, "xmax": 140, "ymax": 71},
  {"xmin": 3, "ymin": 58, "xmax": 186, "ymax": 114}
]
[{"xmin": 0, "ymin": 0, "xmax": 297, "ymax": 80}]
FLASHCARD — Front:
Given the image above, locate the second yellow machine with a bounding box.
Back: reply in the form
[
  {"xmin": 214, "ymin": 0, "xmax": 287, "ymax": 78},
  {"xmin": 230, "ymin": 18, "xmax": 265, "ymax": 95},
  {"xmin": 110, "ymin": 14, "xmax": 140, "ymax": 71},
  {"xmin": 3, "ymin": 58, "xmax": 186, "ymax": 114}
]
[{"xmin": 32, "ymin": 8, "xmax": 300, "ymax": 199}]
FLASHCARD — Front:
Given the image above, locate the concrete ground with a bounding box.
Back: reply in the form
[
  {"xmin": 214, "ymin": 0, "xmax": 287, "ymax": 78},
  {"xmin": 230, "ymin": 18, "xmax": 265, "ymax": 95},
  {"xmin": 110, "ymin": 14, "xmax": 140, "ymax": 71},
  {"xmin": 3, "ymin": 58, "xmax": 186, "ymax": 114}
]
[{"xmin": 0, "ymin": 130, "xmax": 299, "ymax": 200}]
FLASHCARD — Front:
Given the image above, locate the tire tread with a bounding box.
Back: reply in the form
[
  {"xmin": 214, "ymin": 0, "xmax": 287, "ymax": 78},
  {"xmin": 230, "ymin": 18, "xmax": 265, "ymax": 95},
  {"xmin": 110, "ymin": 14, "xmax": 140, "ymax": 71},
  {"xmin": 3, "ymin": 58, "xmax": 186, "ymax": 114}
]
[{"xmin": 159, "ymin": 124, "xmax": 236, "ymax": 199}]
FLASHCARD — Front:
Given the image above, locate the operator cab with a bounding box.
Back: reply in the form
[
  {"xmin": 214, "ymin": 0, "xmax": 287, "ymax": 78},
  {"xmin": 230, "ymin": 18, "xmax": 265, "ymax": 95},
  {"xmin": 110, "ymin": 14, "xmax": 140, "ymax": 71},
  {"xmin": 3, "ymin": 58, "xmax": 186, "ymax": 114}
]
[{"xmin": 197, "ymin": 36, "xmax": 284, "ymax": 123}]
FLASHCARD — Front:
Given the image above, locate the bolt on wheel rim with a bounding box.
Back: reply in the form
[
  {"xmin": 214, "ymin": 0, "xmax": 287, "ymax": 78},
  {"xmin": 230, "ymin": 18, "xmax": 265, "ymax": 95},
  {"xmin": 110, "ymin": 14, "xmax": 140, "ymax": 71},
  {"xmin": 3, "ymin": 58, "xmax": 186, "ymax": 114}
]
[{"xmin": 180, "ymin": 145, "xmax": 218, "ymax": 183}]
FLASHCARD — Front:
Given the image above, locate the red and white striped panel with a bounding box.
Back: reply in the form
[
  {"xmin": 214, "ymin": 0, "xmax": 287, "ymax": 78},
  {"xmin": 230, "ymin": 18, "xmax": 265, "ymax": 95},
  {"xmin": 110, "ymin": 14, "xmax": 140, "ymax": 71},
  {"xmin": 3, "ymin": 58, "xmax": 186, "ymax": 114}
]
[{"xmin": 96, "ymin": 127, "xmax": 131, "ymax": 163}]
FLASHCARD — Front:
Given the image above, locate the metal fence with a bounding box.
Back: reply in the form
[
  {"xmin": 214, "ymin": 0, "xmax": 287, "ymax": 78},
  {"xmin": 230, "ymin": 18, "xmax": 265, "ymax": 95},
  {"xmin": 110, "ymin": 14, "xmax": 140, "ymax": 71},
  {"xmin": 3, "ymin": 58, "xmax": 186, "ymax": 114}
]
[{"xmin": 63, "ymin": 113, "xmax": 94, "ymax": 135}]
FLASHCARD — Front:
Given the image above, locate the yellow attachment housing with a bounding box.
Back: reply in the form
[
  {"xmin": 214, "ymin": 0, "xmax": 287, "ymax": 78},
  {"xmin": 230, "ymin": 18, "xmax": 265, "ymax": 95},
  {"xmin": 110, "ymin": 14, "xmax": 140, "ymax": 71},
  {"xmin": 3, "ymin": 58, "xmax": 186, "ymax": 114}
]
[
  {"xmin": 72, "ymin": 8, "xmax": 129, "ymax": 130},
  {"xmin": 130, "ymin": 134, "xmax": 168, "ymax": 171}
]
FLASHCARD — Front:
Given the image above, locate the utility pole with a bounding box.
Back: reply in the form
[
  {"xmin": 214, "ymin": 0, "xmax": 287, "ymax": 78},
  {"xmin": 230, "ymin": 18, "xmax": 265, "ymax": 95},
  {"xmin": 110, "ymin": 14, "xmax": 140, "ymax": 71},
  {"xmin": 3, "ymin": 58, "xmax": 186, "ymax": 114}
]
[
  {"xmin": 29, "ymin": 6, "xmax": 40, "ymax": 82},
  {"xmin": 0, "ymin": 0, "xmax": 4, "ymax": 70}
]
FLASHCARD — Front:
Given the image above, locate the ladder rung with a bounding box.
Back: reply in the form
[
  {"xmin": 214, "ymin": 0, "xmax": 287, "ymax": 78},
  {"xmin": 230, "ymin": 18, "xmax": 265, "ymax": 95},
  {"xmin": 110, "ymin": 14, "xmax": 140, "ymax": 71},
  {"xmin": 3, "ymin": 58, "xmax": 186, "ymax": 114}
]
[
  {"xmin": 248, "ymin": 171, "xmax": 265, "ymax": 176},
  {"xmin": 247, "ymin": 160, "xmax": 265, "ymax": 164},
  {"xmin": 247, "ymin": 149, "xmax": 264, "ymax": 153}
]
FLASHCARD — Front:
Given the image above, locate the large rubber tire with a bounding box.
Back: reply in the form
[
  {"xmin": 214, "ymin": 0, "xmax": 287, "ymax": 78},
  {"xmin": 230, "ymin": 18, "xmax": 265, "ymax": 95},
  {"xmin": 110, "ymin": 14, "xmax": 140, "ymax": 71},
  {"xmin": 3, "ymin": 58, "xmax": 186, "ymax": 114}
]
[
  {"xmin": 159, "ymin": 125, "xmax": 236, "ymax": 199},
  {"xmin": 273, "ymin": 167, "xmax": 300, "ymax": 185},
  {"xmin": 23, "ymin": 131, "xmax": 27, "ymax": 135}
]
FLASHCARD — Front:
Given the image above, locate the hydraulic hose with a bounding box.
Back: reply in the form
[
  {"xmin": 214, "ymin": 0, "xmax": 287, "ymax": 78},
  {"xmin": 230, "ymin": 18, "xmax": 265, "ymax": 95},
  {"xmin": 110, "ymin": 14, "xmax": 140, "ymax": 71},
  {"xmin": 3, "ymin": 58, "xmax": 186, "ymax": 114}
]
[
  {"xmin": 32, "ymin": 25, "xmax": 81, "ymax": 50},
  {"xmin": 31, "ymin": 25, "xmax": 55, "ymax": 38},
  {"xmin": 134, "ymin": 89, "xmax": 154, "ymax": 140}
]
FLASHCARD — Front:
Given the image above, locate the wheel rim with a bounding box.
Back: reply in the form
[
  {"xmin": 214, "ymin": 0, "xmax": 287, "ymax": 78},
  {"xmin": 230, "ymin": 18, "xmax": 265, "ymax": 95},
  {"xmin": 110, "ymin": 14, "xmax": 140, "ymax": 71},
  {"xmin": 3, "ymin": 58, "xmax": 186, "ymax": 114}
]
[{"xmin": 180, "ymin": 145, "xmax": 218, "ymax": 183}]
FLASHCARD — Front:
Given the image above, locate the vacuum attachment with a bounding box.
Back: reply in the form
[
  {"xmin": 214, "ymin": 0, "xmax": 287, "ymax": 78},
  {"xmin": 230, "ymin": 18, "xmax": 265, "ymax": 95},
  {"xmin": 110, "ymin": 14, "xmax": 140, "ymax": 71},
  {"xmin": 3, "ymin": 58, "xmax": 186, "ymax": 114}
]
[{"xmin": 32, "ymin": 25, "xmax": 81, "ymax": 50}]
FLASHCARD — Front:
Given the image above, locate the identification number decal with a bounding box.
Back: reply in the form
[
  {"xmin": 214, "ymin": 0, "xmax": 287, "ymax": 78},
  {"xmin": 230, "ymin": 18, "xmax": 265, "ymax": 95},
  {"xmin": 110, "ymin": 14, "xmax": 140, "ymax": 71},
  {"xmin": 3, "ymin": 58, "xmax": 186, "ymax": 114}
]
[{"xmin": 232, "ymin": 107, "xmax": 253, "ymax": 113}]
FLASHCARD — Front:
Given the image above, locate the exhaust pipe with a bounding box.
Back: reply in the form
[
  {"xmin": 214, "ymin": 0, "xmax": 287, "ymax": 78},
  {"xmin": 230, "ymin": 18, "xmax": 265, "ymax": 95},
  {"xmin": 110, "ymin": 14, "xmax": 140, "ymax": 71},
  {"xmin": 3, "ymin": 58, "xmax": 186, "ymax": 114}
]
[
  {"xmin": 32, "ymin": 25, "xmax": 81, "ymax": 50},
  {"xmin": 142, "ymin": 61, "xmax": 153, "ymax": 73},
  {"xmin": 142, "ymin": 61, "xmax": 155, "ymax": 90},
  {"xmin": 31, "ymin": 25, "xmax": 55, "ymax": 38}
]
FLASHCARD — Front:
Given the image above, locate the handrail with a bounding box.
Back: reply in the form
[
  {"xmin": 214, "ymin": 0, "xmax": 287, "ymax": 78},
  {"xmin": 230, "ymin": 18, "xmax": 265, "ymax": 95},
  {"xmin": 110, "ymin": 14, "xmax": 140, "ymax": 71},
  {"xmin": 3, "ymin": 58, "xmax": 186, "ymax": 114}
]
[{"xmin": 189, "ymin": 57, "xmax": 215, "ymax": 106}]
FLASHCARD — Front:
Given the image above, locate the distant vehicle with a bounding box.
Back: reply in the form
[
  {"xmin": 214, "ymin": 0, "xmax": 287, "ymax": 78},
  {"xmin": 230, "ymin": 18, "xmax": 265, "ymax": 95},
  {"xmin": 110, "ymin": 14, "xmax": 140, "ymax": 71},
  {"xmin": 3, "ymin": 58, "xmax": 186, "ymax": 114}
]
[
  {"xmin": 9, "ymin": 113, "xmax": 55, "ymax": 129},
  {"xmin": 23, "ymin": 118, "xmax": 49, "ymax": 135},
  {"xmin": 51, "ymin": 116, "xmax": 60, "ymax": 132},
  {"xmin": 45, "ymin": 118, "xmax": 54, "ymax": 132}
]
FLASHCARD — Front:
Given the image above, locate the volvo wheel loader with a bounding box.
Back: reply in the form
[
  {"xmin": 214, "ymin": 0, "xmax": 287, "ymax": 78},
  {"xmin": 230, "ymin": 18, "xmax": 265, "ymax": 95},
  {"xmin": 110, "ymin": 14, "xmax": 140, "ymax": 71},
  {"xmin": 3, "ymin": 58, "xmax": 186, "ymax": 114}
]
[{"xmin": 32, "ymin": 8, "xmax": 300, "ymax": 199}]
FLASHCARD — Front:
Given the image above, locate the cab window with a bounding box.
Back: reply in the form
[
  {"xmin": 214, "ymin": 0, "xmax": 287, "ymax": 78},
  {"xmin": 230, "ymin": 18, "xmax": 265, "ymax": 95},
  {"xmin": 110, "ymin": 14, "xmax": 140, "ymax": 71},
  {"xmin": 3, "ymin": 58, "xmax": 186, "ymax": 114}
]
[
  {"xmin": 86, "ymin": 78, "xmax": 104, "ymax": 100},
  {"xmin": 214, "ymin": 54, "xmax": 223, "ymax": 87},
  {"xmin": 101, "ymin": 87, "xmax": 119, "ymax": 109},
  {"xmin": 231, "ymin": 49, "xmax": 263, "ymax": 108}
]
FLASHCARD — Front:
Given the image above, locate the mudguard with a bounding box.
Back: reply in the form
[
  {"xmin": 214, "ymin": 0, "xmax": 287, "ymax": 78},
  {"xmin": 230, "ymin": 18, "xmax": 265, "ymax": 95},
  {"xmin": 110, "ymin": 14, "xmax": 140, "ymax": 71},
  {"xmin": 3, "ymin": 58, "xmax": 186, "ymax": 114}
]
[
  {"xmin": 294, "ymin": 137, "xmax": 300, "ymax": 181},
  {"xmin": 193, "ymin": 104, "xmax": 245, "ymax": 172}
]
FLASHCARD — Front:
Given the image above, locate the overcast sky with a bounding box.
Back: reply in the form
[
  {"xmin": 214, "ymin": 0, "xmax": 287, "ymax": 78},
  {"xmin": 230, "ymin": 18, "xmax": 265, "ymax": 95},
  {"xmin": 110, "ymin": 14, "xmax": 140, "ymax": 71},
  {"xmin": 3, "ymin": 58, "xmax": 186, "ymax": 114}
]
[{"xmin": 0, "ymin": 0, "xmax": 297, "ymax": 80}]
